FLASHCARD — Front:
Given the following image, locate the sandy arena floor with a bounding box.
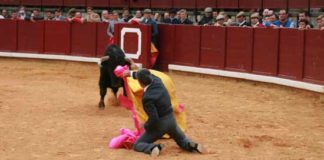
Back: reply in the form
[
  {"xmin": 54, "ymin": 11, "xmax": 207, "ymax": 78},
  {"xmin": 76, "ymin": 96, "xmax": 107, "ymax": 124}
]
[{"xmin": 0, "ymin": 58, "xmax": 323, "ymax": 160}]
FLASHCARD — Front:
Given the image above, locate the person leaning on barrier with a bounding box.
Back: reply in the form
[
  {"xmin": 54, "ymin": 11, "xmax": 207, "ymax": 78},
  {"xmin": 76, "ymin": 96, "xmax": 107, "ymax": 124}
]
[
  {"xmin": 236, "ymin": 11, "xmax": 250, "ymax": 27},
  {"xmin": 141, "ymin": 9, "xmax": 158, "ymax": 46},
  {"xmin": 107, "ymin": 11, "xmax": 122, "ymax": 38}
]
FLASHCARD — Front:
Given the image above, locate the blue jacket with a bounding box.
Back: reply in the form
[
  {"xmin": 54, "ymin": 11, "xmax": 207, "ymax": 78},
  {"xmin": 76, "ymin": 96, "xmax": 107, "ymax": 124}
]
[{"xmin": 142, "ymin": 18, "xmax": 158, "ymax": 37}]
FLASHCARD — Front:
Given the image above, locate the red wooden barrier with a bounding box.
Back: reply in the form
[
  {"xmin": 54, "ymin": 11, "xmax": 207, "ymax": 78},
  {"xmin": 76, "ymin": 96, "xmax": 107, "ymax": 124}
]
[
  {"xmin": 158, "ymin": 24, "xmax": 175, "ymax": 70},
  {"xmin": 200, "ymin": 26, "xmax": 226, "ymax": 69},
  {"xmin": 42, "ymin": 0, "xmax": 63, "ymax": 6},
  {"xmin": 217, "ymin": 0, "xmax": 239, "ymax": 9},
  {"xmin": 151, "ymin": 0, "xmax": 173, "ymax": 8},
  {"xmin": 253, "ymin": 28, "xmax": 279, "ymax": 76},
  {"xmin": 21, "ymin": 0, "xmax": 41, "ymax": 6},
  {"xmin": 196, "ymin": 0, "xmax": 217, "ymax": 9},
  {"xmin": 173, "ymin": 25, "xmax": 200, "ymax": 66},
  {"xmin": 263, "ymin": 0, "xmax": 288, "ymax": 9},
  {"xmin": 63, "ymin": 0, "xmax": 86, "ymax": 7},
  {"xmin": 0, "ymin": 20, "xmax": 17, "ymax": 52},
  {"xmin": 310, "ymin": 0, "xmax": 324, "ymax": 8},
  {"xmin": 114, "ymin": 23, "xmax": 151, "ymax": 68},
  {"xmin": 70, "ymin": 22, "xmax": 97, "ymax": 57},
  {"xmin": 278, "ymin": 28, "xmax": 304, "ymax": 80},
  {"xmin": 129, "ymin": 0, "xmax": 150, "ymax": 8},
  {"xmin": 0, "ymin": 0, "xmax": 20, "ymax": 5},
  {"xmin": 86, "ymin": 0, "xmax": 109, "ymax": 7},
  {"xmin": 288, "ymin": 0, "xmax": 309, "ymax": 8},
  {"xmin": 109, "ymin": 0, "xmax": 129, "ymax": 8},
  {"xmin": 304, "ymin": 30, "xmax": 324, "ymax": 85},
  {"xmin": 17, "ymin": 21, "xmax": 44, "ymax": 53},
  {"xmin": 96, "ymin": 22, "xmax": 110, "ymax": 57},
  {"xmin": 226, "ymin": 27, "xmax": 253, "ymax": 72},
  {"xmin": 173, "ymin": 0, "xmax": 196, "ymax": 9},
  {"xmin": 44, "ymin": 21, "xmax": 71, "ymax": 55},
  {"xmin": 239, "ymin": 0, "xmax": 262, "ymax": 9}
]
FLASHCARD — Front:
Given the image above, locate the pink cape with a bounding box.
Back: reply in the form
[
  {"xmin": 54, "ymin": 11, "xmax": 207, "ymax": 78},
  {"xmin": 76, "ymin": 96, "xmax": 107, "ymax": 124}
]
[{"xmin": 109, "ymin": 66, "xmax": 143, "ymax": 149}]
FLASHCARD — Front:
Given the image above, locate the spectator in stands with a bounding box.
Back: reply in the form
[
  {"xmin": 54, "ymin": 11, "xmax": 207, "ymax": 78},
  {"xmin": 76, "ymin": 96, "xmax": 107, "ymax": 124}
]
[
  {"xmin": 298, "ymin": 19, "xmax": 310, "ymax": 30},
  {"xmin": 101, "ymin": 10, "xmax": 109, "ymax": 22},
  {"xmin": 298, "ymin": 11, "xmax": 313, "ymax": 28},
  {"xmin": 45, "ymin": 11, "xmax": 54, "ymax": 20},
  {"xmin": 264, "ymin": 11, "xmax": 279, "ymax": 28},
  {"xmin": 169, "ymin": 9, "xmax": 180, "ymax": 24},
  {"xmin": 198, "ymin": 7, "xmax": 214, "ymax": 25},
  {"xmin": 31, "ymin": 9, "xmax": 44, "ymax": 22},
  {"xmin": 250, "ymin": 12, "xmax": 264, "ymax": 28},
  {"xmin": 142, "ymin": 9, "xmax": 158, "ymax": 48},
  {"xmin": 121, "ymin": 8, "xmax": 133, "ymax": 22},
  {"xmin": 162, "ymin": 12, "xmax": 171, "ymax": 24},
  {"xmin": 69, "ymin": 12, "xmax": 84, "ymax": 23},
  {"xmin": 18, "ymin": 6, "xmax": 26, "ymax": 20},
  {"xmin": 107, "ymin": 11, "xmax": 121, "ymax": 37},
  {"xmin": 236, "ymin": 11, "xmax": 250, "ymax": 27},
  {"xmin": 1, "ymin": 9, "xmax": 10, "ymax": 19},
  {"xmin": 315, "ymin": 15, "xmax": 323, "ymax": 29},
  {"xmin": 11, "ymin": 12, "xmax": 19, "ymax": 20},
  {"xmin": 154, "ymin": 12, "xmax": 161, "ymax": 23},
  {"xmin": 87, "ymin": 7, "xmax": 101, "ymax": 22},
  {"xmin": 278, "ymin": 9, "xmax": 295, "ymax": 28},
  {"xmin": 214, "ymin": 14, "xmax": 225, "ymax": 27},
  {"xmin": 129, "ymin": 10, "xmax": 143, "ymax": 23},
  {"xmin": 212, "ymin": 11, "xmax": 218, "ymax": 20},
  {"xmin": 179, "ymin": 9, "xmax": 193, "ymax": 25},
  {"xmin": 54, "ymin": 9, "xmax": 65, "ymax": 21}
]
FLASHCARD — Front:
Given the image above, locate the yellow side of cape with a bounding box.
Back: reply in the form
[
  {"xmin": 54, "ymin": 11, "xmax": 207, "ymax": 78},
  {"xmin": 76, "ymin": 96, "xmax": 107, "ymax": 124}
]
[{"xmin": 126, "ymin": 70, "xmax": 186, "ymax": 133}]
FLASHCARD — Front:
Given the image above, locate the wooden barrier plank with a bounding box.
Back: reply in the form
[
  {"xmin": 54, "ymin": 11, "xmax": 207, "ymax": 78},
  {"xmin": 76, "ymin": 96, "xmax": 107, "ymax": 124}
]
[
  {"xmin": 17, "ymin": 21, "xmax": 44, "ymax": 53},
  {"xmin": 0, "ymin": 20, "xmax": 17, "ymax": 52},
  {"xmin": 70, "ymin": 22, "xmax": 97, "ymax": 57},
  {"xmin": 44, "ymin": 21, "xmax": 71, "ymax": 55}
]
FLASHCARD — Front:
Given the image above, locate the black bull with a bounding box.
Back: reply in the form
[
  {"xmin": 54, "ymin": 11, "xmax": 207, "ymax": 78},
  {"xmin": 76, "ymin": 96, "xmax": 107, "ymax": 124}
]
[{"xmin": 98, "ymin": 44, "xmax": 131, "ymax": 108}]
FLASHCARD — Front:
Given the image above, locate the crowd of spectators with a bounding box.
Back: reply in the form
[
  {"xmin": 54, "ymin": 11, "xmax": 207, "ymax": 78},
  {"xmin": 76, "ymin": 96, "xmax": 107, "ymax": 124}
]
[{"xmin": 1, "ymin": 6, "xmax": 324, "ymax": 30}]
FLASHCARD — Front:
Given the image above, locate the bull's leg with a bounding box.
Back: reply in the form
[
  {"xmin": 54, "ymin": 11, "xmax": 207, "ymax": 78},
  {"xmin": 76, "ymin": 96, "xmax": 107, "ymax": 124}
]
[
  {"xmin": 99, "ymin": 87, "xmax": 107, "ymax": 109},
  {"xmin": 112, "ymin": 87, "xmax": 119, "ymax": 97}
]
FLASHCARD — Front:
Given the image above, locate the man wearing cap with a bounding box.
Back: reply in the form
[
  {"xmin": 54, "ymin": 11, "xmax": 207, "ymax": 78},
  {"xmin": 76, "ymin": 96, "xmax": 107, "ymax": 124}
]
[
  {"xmin": 250, "ymin": 12, "xmax": 264, "ymax": 28},
  {"xmin": 214, "ymin": 14, "xmax": 225, "ymax": 27},
  {"xmin": 198, "ymin": 7, "xmax": 214, "ymax": 25},
  {"xmin": 179, "ymin": 9, "xmax": 193, "ymax": 25},
  {"xmin": 236, "ymin": 11, "xmax": 250, "ymax": 27},
  {"xmin": 123, "ymin": 68, "xmax": 206, "ymax": 157},
  {"xmin": 141, "ymin": 9, "xmax": 158, "ymax": 46}
]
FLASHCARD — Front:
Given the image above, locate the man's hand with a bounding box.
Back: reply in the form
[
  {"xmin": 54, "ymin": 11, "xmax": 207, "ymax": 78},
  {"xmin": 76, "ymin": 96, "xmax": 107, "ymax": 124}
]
[{"xmin": 122, "ymin": 70, "xmax": 131, "ymax": 77}]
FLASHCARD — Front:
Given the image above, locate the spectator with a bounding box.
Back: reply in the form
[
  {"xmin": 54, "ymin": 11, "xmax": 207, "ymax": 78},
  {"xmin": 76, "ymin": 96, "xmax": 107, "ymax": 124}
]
[
  {"xmin": 30, "ymin": 9, "xmax": 44, "ymax": 22},
  {"xmin": 178, "ymin": 9, "xmax": 193, "ymax": 25},
  {"xmin": 236, "ymin": 11, "xmax": 250, "ymax": 27},
  {"xmin": 298, "ymin": 19, "xmax": 310, "ymax": 30},
  {"xmin": 264, "ymin": 12, "xmax": 279, "ymax": 28},
  {"xmin": 1, "ymin": 9, "xmax": 10, "ymax": 19},
  {"xmin": 198, "ymin": 7, "xmax": 214, "ymax": 25},
  {"xmin": 121, "ymin": 8, "xmax": 133, "ymax": 22},
  {"xmin": 107, "ymin": 11, "xmax": 121, "ymax": 37},
  {"xmin": 45, "ymin": 11, "xmax": 54, "ymax": 20},
  {"xmin": 162, "ymin": 12, "xmax": 171, "ymax": 24},
  {"xmin": 18, "ymin": 6, "xmax": 26, "ymax": 20},
  {"xmin": 250, "ymin": 12, "xmax": 264, "ymax": 28},
  {"xmin": 214, "ymin": 14, "xmax": 225, "ymax": 27},
  {"xmin": 54, "ymin": 9, "xmax": 65, "ymax": 21},
  {"xmin": 86, "ymin": 7, "xmax": 100, "ymax": 22},
  {"xmin": 315, "ymin": 15, "xmax": 323, "ymax": 29},
  {"xmin": 11, "ymin": 12, "xmax": 19, "ymax": 20},
  {"xmin": 278, "ymin": 9, "xmax": 295, "ymax": 28},
  {"xmin": 142, "ymin": 9, "xmax": 158, "ymax": 47},
  {"xmin": 101, "ymin": 10, "xmax": 109, "ymax": 22},
  {"xmin": 169, "ymin": 9, "xmax": 180, "ymax": 24},
  {"xmin": 154, "ymin": 12, "xmax": 161, "ymax": 22},
  {"xmin": 69, "ymin": 12, "xmax": 84, "ymax": 23},
  {"xmin": 212, "ymin": 11, "xmax": 218, "ymax": 20},
  {"xmin": 298, "ymin": 11, "xmax": 313, "ymax": 28},
  {"xmin": 129, "ymin": 10, "xmax": 143, "ymax": 23}
]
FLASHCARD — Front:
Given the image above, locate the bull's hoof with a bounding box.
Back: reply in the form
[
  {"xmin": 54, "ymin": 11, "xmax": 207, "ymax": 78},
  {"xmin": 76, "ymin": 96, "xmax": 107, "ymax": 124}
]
[{"xmin": 98, "ymin": 101, "xmax": 105, "ymax": 109}]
